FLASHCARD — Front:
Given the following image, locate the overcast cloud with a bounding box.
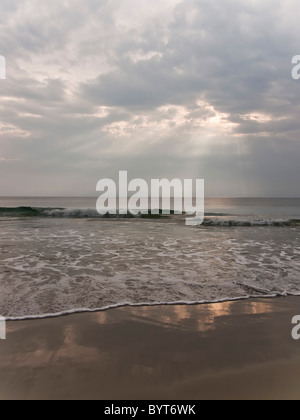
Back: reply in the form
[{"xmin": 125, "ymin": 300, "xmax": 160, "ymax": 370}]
[{"xmin": 0, "ymin": 0, "xmax": 299, "ymax": 197}]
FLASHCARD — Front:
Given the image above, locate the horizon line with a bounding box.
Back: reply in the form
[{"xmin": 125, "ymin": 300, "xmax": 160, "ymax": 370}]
[{"xmin": 0, "ymin": 196, "xmax": 299, "ymax": 200}]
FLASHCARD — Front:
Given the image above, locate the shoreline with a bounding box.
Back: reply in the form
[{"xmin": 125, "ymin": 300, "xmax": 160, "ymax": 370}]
[
  {"xmin": 4, "ymin": 293, "xmax": 300, "ymax": 322},
  {"xmin": 1, "ymin": 296, "xmax": 300, "ymax": 400}
]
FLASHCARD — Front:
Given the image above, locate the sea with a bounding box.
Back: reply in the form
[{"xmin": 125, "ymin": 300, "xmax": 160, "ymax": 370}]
[{"xmin": 0, "ymin": 197, "xmax": 299, "ymax": 320}]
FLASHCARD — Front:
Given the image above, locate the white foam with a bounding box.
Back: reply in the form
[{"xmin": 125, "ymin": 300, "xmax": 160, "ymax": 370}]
[
  {"xmin": 5, "ymin": 292, "xmax": 300, "ymax": 321},
  {"xmin": 0, "ymin": 218, "xmax": 299, "ymax": 320},
  {"xmin": 41, "ymin": 208, "xmax": 139, "ymax": 218},
  {"xmin": 203, "ymin": 218, "xmax": 294, "ymax": 227}
]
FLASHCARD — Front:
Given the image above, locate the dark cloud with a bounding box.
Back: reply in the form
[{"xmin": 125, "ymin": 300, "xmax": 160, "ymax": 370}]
[{"xmin": 0, "ymin": 0, "xmax": 299, "ymax": 196}]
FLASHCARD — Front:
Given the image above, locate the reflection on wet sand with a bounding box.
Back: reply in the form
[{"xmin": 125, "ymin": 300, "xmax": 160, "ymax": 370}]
[
  {"xmin": 249, "ymin": 301, "xmax": 274, "ymax": 315},
  {"xmin": 1, "ymin": 297, "xmax": 300, "ymax": 400},
  {"xmin": 118, "ymin": 299, "xmax": 274, "ymax": 333},
  {"xmin": 0, "ymin": 324, "xmax": 102, "ymax": 370},
  {"xmin": 96, "ymin": 311, "xmax": 108, "ymax": 325}
]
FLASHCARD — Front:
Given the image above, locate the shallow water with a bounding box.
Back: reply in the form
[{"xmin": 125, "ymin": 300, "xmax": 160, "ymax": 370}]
[{"xmin": 0, "ymin": 219, "xmax": 299, "ymax": 318}]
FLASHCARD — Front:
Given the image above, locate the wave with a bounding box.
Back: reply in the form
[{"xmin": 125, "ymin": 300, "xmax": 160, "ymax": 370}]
[
  {"xmin": 0, "ymin": 207, "xmax": 298, "ymax": 227},
  {"xmin": 202, "ymin": 218, "xmax": 300, "ymax": 227},
  {"xmin": 0, "ymin": 207, "xmax": 138, "ymax": 219}
]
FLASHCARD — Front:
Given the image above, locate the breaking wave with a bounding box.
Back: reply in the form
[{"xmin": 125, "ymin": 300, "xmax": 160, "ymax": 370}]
[
  {"xmin": 202, "ymin": 218, "xmax": 299, "ymax": 227},
  {"xmin": 0, "ymin": 207, "xmax": 299, "ymax": 227},
  {"xmin": 0, "ymin": 207, "xmax": 137, "ymax": 219}
]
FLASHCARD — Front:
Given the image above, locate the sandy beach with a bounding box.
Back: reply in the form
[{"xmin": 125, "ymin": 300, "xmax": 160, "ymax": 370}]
[{"xmin": 0, "ymin": 297, "xmax": 300, "ymax": 400}]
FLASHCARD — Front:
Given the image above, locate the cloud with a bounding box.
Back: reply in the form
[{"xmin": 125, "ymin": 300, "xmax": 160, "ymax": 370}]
[{"xmin": 0, "ymin": 0, "xmax": 299, "ymax": 196}]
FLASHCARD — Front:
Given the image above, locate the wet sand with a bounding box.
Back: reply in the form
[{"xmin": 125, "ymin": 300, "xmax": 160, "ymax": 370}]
[{"xmin": 0, "ymin": 297, "xmax": 300, "ymax": 400}]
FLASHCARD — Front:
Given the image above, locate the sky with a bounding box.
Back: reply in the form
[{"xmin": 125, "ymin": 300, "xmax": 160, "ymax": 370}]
[{"xmin": 0, "ymin": 0, "xmax": 299, "ymax": 197}]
